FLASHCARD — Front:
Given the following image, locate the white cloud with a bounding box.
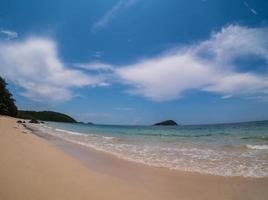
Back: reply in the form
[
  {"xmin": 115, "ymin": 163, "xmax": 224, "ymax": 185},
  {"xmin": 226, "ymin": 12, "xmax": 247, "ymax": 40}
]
[
  {"xmin": 116, "ymin": 25, "xmax": 268, "ymax": 101},
  {"xmin": 1, "ymin": 24, "xmax": 267, "ymax": 104},
  {"xmin": 117, "ymin": 53, "xmax": 215, "ymax": 101},
  {"xmin": 91, "ymin": 0, "xmax": 140, "ymax": 32},
  {"xmin": 244, "ymin": 2, "xmax": 258, "ymax": 15},
  {"xmin": 0, "ymin": 37, "xmax": 108, "ymax": 102},
  {"xmin": 0, "ymin": 29, "xmax": 18, "ymax": 40},
  {"xmin": 75, "ymin": 61, "xmax": 114, "ymax": 71}
]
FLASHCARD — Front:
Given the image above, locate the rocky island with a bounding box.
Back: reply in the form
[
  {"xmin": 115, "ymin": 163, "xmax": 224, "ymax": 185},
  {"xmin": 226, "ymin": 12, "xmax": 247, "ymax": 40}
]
[{"xmin": 153, "ymin": 120, "xmax": 178, "ymax": 126}]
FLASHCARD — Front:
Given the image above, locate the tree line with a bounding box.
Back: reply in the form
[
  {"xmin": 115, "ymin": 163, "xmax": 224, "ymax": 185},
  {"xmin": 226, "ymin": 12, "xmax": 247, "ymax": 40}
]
[
  {"xmin": 0, "ymin": 76, "xmax": 77, "ymax": 122},
  {"xmin": 0, "ymin": 76, "xmax": 18, "ymax": 117}
]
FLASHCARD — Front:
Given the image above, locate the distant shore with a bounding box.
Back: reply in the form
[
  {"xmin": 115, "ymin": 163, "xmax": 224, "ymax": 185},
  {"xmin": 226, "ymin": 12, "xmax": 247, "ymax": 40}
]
[{"xmin": 1, "ymin": 116, "xmax": 268, "ymax": 200}]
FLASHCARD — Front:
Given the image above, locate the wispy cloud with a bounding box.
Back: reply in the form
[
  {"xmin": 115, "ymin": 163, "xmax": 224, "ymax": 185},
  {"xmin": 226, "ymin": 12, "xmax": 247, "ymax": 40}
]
[
  {"xmin": 91, "ymin": 0, "xmax": 140, "ymax": 32},
  {"xmin": 75, "ymin": 61, "xmax": 114, "ymax": 71},
  {"xmin": 114, "ymin": 107, "xmax": 134, "ymax": 111},
  {"xmin": 92, "ymin": 51, "xmax": 103, "ymax": 58},
  {"xmin": 116, "ymin": 25, "xmax": 268, "ymax": 101},
  {"xmin": 74, "ymin": 112, "xmax": 112, "ymax": 123},
  {"xmin": 244, "ymin": 2, "xmax": 258, "ymax": 15},
  {"xmin": 1, "ymin": 24, "xmax": 267, "ymax": 103},
  {"xmin": 0, "ymin": 37, "xmax": 109, "ymax": 102},
  {"xmin": 76, "ymin": 112, "xmax": 112, "ymax": 118},
  {"xmin": 0, "ymin": 29, "xmax": 18, "ymax": 40}
]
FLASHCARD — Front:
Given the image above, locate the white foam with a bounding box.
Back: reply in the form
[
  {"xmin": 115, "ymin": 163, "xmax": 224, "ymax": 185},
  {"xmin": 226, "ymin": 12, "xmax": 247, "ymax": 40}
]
[
  {"xmin": 103, "ymin": 136, "xmax": 115, "ymax": 140},
  {"xmin": 246, "ymin": 144, "xmax": 268, "ymax": 150},
  {"xmin": 54, "ymin": 128, "xmax": 85, "ymax": 136}
]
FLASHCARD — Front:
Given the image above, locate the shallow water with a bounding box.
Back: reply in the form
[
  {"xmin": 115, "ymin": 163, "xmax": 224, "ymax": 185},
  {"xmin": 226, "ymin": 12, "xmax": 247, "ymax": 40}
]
[{"xmin": 29, "ymin": 121, "xmax": 268, "ymax": 177}]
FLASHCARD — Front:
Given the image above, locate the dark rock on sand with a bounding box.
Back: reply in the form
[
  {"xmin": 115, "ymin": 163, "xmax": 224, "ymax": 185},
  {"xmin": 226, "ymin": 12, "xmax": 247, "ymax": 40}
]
[{"xmin": 29, "ymin": 119, "xmax": 40, "ymax": 124}]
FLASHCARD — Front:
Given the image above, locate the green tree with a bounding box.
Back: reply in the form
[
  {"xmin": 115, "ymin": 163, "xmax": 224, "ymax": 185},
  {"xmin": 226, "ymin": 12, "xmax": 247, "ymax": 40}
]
[{"xmin": 0, "ymin": 76, "xmax": 18, "ymax": 117}]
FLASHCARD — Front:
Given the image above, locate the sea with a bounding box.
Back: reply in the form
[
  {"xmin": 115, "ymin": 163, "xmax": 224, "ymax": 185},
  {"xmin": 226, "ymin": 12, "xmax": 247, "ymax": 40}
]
[{"xmin": 29, "ymin": 120, "xmax": 268, "ymax": 178}]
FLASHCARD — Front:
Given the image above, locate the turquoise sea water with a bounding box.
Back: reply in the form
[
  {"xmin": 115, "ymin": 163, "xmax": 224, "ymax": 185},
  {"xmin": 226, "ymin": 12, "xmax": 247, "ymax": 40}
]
[{"xmin": 29, "ymin": 121, "xmax": 268, "ymax": 177}]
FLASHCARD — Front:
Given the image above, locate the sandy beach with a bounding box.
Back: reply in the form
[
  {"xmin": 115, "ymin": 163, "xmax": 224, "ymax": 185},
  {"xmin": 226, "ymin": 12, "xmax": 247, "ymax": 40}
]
[{"xmin": 1, "ymin": 116, "xmax": 268, "ymax": 200}]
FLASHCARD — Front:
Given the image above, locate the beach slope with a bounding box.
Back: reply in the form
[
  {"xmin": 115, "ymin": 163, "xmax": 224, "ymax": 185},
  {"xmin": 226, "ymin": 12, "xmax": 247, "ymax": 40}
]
[
  {"xmin": 0, "ymin": 116, "xmax": 151, "ymax": 200},
  {"xmin": 0, "ymin": 116, "xmax": 268, "ymax": 200}
]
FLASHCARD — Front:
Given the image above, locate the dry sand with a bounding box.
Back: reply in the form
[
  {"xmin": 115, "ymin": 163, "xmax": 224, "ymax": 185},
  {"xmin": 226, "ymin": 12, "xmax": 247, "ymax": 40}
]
[{"xmin": 0, "ymin": 116, "xmax": 268, "ymax": 200}]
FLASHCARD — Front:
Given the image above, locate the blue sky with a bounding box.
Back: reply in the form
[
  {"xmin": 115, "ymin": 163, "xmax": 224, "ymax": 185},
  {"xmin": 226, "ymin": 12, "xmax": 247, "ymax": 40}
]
[{"xmin": 0, "ymin": 0, "xmax": 268, "ymax": 125}]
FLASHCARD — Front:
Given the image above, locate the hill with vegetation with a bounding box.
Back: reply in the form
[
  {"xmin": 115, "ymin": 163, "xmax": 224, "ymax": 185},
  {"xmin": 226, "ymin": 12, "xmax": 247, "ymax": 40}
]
[
  {"xmin": 17, "ymin": 110, "xmax": 77, "ymax": 123},
  {"xmin": 0, "ymin": 76, "xmax": 18, "ymax": 117}
]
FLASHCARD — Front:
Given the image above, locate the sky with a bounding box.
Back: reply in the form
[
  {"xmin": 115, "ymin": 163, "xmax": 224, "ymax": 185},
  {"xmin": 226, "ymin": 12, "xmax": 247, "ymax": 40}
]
[{"xmin": 0, "ymin": 0, "xmax": 268, "ymax": 125}]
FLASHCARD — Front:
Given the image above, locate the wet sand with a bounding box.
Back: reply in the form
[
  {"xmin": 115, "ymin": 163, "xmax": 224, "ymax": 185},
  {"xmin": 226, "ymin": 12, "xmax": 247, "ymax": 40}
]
[{"xmin": 1, "ymin": 116, "xmax": 268, "ymax": 200}]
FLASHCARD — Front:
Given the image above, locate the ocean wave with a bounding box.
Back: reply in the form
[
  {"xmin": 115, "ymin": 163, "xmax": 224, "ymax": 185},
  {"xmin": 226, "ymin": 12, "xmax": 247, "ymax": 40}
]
[
  {"xmin": 241, "ymin": 136, "xmax": 268, "ymax": 141},
  {"xmin": 54, "ymin": 128, "xmax": 86, "ymax": 136},
  {"xmin": 31, "ymin": 124, "xmax": 268, "ymax": 178},
  {"xmin": 53, "ymin": 128, "xmax": 116, "ymax": 141},
  {"xmin": 246, "ymin": 144, "xmax": 268, "ymax": 150},
  {"xmin": 135, "ymin": 133, "xmax": 213, "ymax": 138}
]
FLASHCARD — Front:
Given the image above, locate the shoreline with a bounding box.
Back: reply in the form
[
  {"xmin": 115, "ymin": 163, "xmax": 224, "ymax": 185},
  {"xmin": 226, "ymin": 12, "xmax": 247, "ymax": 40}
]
[
  {"xmin": 29, "ymin": 122, "xmax": 268, "ymax": 178},
  {"xmin": 1, "ymin": 116, "xmax": 268, "ymax": 200},
  {"xmin": 27, "ymin": 122, "xmax": 266, "ymax": 179}
]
